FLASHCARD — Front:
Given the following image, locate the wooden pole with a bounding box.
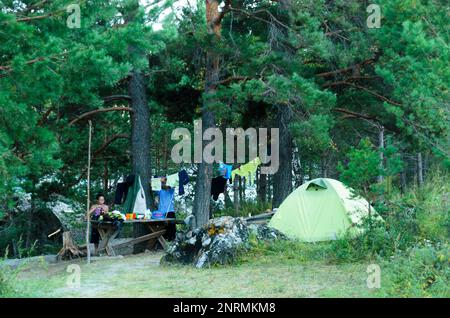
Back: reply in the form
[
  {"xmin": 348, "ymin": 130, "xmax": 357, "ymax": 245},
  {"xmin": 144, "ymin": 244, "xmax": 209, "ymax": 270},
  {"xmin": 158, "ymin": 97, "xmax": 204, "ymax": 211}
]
[{"xmin": 86, "ymin": 120, "xmax": 93, "ymax": 264}]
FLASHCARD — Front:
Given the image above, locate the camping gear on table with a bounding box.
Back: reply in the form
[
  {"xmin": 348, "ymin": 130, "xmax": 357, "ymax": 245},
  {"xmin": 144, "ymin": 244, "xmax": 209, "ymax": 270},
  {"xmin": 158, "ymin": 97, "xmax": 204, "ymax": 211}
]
[
  {"xmin": 269, "ymin": 178, "xmax": 382, "ymax": 242},
  {"xmin": 122, "ymin": 174, "xmax": 147, "ymax": 216},
  {"xmin": 151, "ymin": 210, "xmax": 166, "ymax": 219}
]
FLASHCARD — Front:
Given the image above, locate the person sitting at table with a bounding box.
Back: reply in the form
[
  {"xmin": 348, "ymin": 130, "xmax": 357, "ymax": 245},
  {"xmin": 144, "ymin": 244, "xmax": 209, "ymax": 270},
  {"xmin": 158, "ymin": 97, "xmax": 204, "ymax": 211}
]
[
  {"xmin": 154, "ymin": 177, "xmax": 176, "ymax": 241},
  {"xmin": 89, "ymin": 193, "xmax": 109, "ymax": 255}
]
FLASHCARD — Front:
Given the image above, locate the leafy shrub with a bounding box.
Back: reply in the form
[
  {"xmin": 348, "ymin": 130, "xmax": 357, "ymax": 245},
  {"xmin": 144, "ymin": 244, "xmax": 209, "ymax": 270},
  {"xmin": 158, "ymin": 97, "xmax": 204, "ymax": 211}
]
[
  {"xmin": 219, "ymin": 201, "xmax": 272, "ymax": 218},
  {"xmin": 0, "ymin": 249, "xmax": 25, "ymax": 297},
  {"xmin": 327, "ymin": 172, "xmax": 449, "ymax": 264},
  {"xmin": 237, "ymin": 238, "xmax": 329, "ymax": 265},
  {"xmin": 326, "ymin": 217, "xmax": 395, "ymax": 263},
  {"xmin": 378, "ymin": 241, "xmax": 449, "ymax": 297}
]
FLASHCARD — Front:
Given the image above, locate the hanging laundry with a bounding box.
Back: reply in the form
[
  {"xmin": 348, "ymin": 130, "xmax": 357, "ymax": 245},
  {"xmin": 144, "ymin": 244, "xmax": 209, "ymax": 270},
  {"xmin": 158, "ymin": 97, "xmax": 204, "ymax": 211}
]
[
  {"xmin": 178, "ymin": 169, "xmax": 189, "ymax": 195},
  {"xmin": 231, "ymin": 157, "xmax": 262, "ymax": 185},
  {"xmin": 114, "ymin": 182, "xmax": 127, "ymax": 205},
  {"xmin": 120, "ymin": 174, "xmax": 135, "ymax": 203},
  {"xmin": 166, "ymin": 173, "xmax": 179, "ymax": 188},
  {"xmin": 211, "ymin": 176, "xmax": 227, "ymax": 201},
  {"xmin": 151, "ymin": 177, "xmax": 162, "ymax": 191},
  {"xmin": 219, "ymin": 162, "xmax": 233, "ymax": 179}
]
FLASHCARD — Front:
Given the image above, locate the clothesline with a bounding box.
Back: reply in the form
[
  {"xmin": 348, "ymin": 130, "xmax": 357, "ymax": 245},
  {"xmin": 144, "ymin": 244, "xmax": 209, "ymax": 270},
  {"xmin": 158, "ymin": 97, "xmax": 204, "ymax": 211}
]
[
  {"xmin": 211, "ymin": 157, "xmax": 263, "ymax": 201},
  {"xmin": 151, "ymin": 169, "xmax": 190, "ymax": 194}
]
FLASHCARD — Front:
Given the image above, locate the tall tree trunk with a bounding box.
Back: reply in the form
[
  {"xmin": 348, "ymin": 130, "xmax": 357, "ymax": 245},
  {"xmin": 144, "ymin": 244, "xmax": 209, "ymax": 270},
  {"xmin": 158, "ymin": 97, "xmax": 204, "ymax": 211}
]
[
  {"xmin": 129, "ymin": 71, "xmax": 152, "ymax": 207},
  {"xmin": 417, "ymin": 152, "xmax": 424, "ymax": 187},
  {"xmin": 272, "ymin": 105, "xmax": 293, "ymax": 208},
  {"xmin": 270, "ymin": 0, "xmax": 294, "ymax": 208},
  {"xmin": 321, "ymin": 157, "xmax": 328, "ymax": 178},
  {"xmin": 125, "ymin": 1, "xmax": 152, "ymax": 208},
  {"xmin": 292, "ymin": 145, "xmax": 303, "ymax": 187},
  {"xmin": 103, "ymin": 159, "xmax": 108, "ymax": 193},
  {"xmin": 192, "ymin": 0, "xmax": 225, "ymax": 228},
  {"xmin": 238, "ymin": 176, "xmax": 243, "ymax": 203},
  {"xmin": 124, "ymin": 1, "xmax": 153, "ymax": 252},
  {"xmin": 257, "ymin": 171, "xmax": 267, "ymax": 203},
  {"xmin": 233, "ymin": 176, "xmax": 239, "ymax": 213},
  {"xmin": 377, "ymin": 125, "xmax": 384, "ymax": 183},
  {"xmin": 400, "ymin": 169, "xmax": 407, "ymax": 194}
]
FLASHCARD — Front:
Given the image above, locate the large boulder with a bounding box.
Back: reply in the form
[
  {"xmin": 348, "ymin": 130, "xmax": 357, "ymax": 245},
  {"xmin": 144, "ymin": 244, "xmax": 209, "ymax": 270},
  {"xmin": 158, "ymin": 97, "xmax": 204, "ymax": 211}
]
[
  {"xmin": 45, "ymin": 194, "xmax": 85, "ymax": 230},
  {"xmin": 14, "ymin": 193, "xmax": 85, "ymax": 243},
  {"xmin": 163, "ymin": 216, "xmax": 287, "ymax": 268},
  {"xmin": 248, "ymin": 223, "xmax": 288, "ymax": 241}
]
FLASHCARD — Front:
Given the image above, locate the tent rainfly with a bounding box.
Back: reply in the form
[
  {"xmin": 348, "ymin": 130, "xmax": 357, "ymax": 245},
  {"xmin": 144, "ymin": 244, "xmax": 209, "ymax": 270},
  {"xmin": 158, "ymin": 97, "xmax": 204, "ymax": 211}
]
[{"xmin": 269, "ymin": 178, "xmax": 381, "ymax": 242}]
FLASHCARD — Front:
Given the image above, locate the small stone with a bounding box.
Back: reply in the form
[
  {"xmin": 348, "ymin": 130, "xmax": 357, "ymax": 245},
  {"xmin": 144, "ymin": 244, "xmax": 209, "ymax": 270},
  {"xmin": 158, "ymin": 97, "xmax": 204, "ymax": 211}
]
[
  {"xmin": 202, "ymin": 237, "xmax": 211, "ymax": 247},
  {"xmin": 188, "ymin": 237, "xmax": 197, "ymax": 245}
]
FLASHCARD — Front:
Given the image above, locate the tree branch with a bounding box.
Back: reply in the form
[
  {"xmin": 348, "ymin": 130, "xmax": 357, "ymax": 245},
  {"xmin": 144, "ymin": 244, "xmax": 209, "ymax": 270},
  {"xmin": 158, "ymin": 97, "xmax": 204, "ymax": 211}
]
[
  {"xmin": 65, "ymin": 134, "xmax": 130, "ymax": 188},
  {"xmin": 93, "ymin": 133, "xmax": 130, "ymax": 157},
  {"xmin": 213, "ymin": 0, "xmax": 232, "ymax": 26},
  {"xmin": 217, "ymin": 76, "xmax": 250, "ymax": 85},
  {"xmin": 37, "ymin": 107, "xmax": 54, "ymax": 126},
  {"xmin": 322, "ymin": 76, "xmax": 381, "ymax": 88},
  {"xmin": 68, "ymin": 107, "xmax": 134, "ymax": 126},
  {"xmin": 315, "ymin": 57, "xmax": 377, "ymax": 78},
  {"xmin": 103, "ymin": 95, "xmax": 132, "ymax": 103},
  {"xmin": 0, "ymin": 52, "xmax": 68, "ymax": 77},
  {"xmin": 333, "ymin": 107, "xmax": 377, "ymax": 122},
  {"xmin": 345, "ymin": 82, "xmax": 402, "ymax": 106}
]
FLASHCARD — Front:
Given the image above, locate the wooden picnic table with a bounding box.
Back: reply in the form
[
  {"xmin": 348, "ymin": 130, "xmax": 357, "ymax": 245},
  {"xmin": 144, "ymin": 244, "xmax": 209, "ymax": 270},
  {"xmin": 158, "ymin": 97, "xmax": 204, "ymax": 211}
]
[{"xmin": 90, "ymin": 218, "xmax": 181, "ymax": 256}]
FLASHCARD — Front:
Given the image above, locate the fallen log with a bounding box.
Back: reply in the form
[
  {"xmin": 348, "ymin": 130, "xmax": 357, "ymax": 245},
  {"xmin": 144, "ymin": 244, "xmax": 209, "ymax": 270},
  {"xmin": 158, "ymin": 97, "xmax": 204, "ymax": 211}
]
[{"xmin": 244, "ymin": 211, "xmax": 275, "ymax": 224}]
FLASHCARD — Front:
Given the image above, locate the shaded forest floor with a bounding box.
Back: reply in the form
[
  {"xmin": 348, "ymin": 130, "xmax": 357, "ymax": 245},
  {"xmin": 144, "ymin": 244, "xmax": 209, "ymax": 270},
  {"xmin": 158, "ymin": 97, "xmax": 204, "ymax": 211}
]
[{"xmin": 10, "ymin": 251, "xmax": 383, "ymax": 297}]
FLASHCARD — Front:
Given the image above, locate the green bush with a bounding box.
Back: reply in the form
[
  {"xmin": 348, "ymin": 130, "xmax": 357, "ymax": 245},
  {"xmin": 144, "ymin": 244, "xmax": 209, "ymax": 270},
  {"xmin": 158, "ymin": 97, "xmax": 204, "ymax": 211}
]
[
  {"xmin": 0, "ymin": 249, "xmax": 26, "ymax": 297},
  {"xmin": 378, "ymin": 242, "xmax": 449, "ymax": 297},
  {"xmin": 237, "ymin": 237, "xmax": 330, "ymax": 265},
  {"xmin": 326, "ymin": 172, "xmax": 449, "ymax": 264},
  {"xmin": 326, "ymin": 218, "xmax": 394, "ymax": 263},
  {"xmin": 217, "ymin": 200, "xmax": 272, "ymax": 218}
]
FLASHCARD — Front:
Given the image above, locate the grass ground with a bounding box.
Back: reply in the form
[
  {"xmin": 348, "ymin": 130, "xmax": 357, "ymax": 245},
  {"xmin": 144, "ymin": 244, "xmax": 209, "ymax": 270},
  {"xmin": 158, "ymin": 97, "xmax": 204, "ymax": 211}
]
[{"xmin": 8, "ymin": 251, "xmax": 382, "ymax": 298}]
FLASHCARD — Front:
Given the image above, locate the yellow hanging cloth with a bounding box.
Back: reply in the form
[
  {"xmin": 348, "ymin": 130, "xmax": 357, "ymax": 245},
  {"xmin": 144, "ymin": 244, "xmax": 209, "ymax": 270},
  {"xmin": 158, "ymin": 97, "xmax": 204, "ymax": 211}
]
[{"xmin": 231, "ymin": 157, "xmax": 262, "ymax": 185}]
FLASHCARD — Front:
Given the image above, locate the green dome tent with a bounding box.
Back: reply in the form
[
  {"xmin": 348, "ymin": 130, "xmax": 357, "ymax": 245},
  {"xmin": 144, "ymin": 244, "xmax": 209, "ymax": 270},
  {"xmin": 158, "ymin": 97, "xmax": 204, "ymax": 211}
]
[{"xmin": 269, "ymin": 178, "xmax": 379, "ymax": 242}]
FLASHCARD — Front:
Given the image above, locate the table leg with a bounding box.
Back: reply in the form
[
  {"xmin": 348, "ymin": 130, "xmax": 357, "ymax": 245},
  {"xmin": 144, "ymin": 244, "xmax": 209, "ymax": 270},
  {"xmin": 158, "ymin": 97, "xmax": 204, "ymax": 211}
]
[
  {"xmin": 97, "ymin": 228, "xmax": 108, "ymax": 255},
  {"xmin": 98, "ymin": 226, "xmax": 120, "ymax": 256},
  {"xmin": 148, "ymin": 224, "xmax": 169, "ymax": 251}
]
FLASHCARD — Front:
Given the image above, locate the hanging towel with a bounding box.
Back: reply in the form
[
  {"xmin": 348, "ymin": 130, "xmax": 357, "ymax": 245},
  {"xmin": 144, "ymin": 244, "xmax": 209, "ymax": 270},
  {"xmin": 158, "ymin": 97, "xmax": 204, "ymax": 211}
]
[
  {"xmin": 178, "ymin": 170, "xmax": 189, "ymax": 195},
  {"xmin": 211, "ymin": 176, "xmax": 227, "ymax": 201},
  {"xmin": 166, "ymin": 173, "xmax": 179, "ymax": 188},
  {"xmin": 231, "ymin": 157, "xmax": 262, "ymax": 185},
  {"xmin": 151, "ymin": 177, "xmax": 162, "ymax": 191}
]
